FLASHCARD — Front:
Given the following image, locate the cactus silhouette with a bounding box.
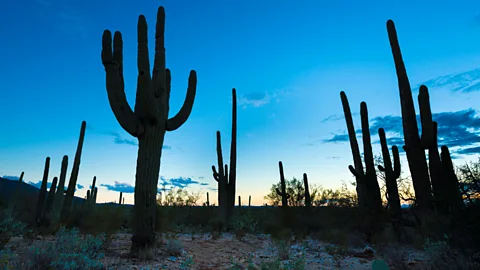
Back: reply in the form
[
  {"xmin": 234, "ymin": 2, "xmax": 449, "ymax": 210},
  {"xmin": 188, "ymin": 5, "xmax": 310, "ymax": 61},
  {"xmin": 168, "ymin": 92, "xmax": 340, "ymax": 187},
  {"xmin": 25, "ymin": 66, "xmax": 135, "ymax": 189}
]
[
  {"xmin": 340, "ymin": 91, "xmax": 367, "ymax": 208},
  {"xmin": 62, "ymin": 121, "xmax": 86, "ymax": 220},
  {"xmin": 378, "ymin": 128, "xmax": 401, "ymax": 217},
  {"xmin": 341, "ymin": 92, "xmax": 381, "ymax": 211},
  {"xmin": 35, "ymin": 157, "xmax": 50, "ymax": 225},
  {"xmin": 276, "ymin": 161, "xmax": 290, "ymax": 208},
  {"xmin": 303, "ymin": 173, "xmax": 312, "ymax": 208},
  {"xmin": 386, "ymin": 20, "xmax": 434, "ymax": 211},
  {"xmin": 212, "ymin": 88, "xmax": 237, "ymax": 225},
  {"xmin": 101, "ymin": 6, "xmax": 196, "ymax": 253}
]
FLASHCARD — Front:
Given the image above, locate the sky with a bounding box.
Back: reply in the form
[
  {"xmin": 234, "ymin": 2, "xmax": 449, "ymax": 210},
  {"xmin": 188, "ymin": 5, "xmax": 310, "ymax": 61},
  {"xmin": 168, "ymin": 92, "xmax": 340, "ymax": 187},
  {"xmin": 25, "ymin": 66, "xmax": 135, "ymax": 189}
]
[{"xmin": 1, "ymin": 0, "xmax": 480, "ymax": 206}]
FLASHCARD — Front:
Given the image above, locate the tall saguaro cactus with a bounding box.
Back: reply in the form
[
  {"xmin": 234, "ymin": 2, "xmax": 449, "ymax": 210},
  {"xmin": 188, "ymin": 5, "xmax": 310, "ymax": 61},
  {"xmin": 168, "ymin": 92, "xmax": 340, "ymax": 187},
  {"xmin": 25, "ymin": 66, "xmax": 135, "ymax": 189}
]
[
  {"xmin": 340, "ymin": 91, "xmax": 367, "ymax": 208},
  {"xmin": 276, "ymin": 161, "xmax": 290, "ymax": 208},
  {"xmin": 341, "ymin": 92, "xmax": 381, "ymax": 211},
  {"xmin": 35, "ymin": 157, "xmax": 50, "ymax": 225},
  {"xmin": 62, "ymin": 121, "xmax": 86, "ymax": 220},
  {"xmin": 303, "ymin": 173, "xmax": 312, "ymax": 208},
  {"xmin": 101, "ymin": 6, "xmax": 197, "ymax": 253},
  {"xmin": 378, "ymin": 128, "xmax": 401, "ymax": 217},
  {"xmin": 212, "ymin": 88, "xmax": 237, "ymax": 225},
  {"xmin": 386, "ymin": 20, "xmax": 434, "ymax": 211}
]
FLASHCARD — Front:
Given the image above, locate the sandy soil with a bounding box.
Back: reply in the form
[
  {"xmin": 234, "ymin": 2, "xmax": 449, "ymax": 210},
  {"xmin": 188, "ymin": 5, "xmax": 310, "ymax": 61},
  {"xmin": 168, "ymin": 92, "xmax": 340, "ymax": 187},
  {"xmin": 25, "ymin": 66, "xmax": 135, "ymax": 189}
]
[{"xmin": 97, "ymin": 232, "xmax": 427, "ymax": 270}]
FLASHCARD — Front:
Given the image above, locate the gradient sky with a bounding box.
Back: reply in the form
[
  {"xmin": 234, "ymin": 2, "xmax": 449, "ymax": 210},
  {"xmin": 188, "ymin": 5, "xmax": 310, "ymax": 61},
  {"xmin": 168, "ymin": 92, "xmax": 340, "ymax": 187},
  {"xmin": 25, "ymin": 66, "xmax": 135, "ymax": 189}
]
[{"xmin": 1, "ymin": 0, "xmax": 480, "ymax": 206}]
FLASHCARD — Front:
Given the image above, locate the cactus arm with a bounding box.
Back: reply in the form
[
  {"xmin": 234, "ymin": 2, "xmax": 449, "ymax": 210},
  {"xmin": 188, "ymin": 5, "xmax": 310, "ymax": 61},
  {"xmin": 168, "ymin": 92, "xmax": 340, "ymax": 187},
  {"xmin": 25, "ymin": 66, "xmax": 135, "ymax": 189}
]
[
  {"xmin": 211, "ymin": 166, "xmax": 220, "ymax": 181},
  {"xmin": 152, "ymin": 7, "xmax": 167, "ymax": 99},
  {"xmin": 348, "ymin": 165, "xmax": 360, "ymax": 177},
  {"xmin": 166, "ymin": 70, "xmax": 197, "ymax": 131},
  {"xmin": 102, "ymin": 30, "xmax": 144, "ymax": 137},
  {"xmin": 135, "ymin": 15, "xmax": 162, "ymax": 121}
]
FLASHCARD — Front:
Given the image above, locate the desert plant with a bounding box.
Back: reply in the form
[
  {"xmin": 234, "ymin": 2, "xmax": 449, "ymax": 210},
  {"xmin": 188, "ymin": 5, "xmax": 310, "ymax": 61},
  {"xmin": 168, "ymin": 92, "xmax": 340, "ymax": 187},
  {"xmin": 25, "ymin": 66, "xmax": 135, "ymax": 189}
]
[
  {"xmin": 212, "ymin": 88, "xmax": 237, "ymax": 226},
  {"xmin": 101, "ymin": 5, "xmax": 196, "ymax": 254},
  {"xmin": 386, "ymin": 20, "xmax": 434, "ymax": 211},
  {"xmin": 61, "ymin": 121, "xmax": 86, "ymax": 221}
]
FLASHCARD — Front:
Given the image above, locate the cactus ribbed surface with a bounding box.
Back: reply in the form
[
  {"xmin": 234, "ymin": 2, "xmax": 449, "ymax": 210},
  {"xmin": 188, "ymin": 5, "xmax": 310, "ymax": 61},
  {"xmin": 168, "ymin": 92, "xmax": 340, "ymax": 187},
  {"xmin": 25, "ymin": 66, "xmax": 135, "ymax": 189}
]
[
  {"xmin": 35, "ymin": 157, "xmax": 50, "ymax": 225},
  {"xmin": 101, "ymin": 6, "xmax": 197, "ymax": 253},
  {"xmin": 62, "ymin": 121, "xmax": 86, "ymax": 220},
  {"xmin": 386, "ymin": 20, "xmax": 434, "ymax": 211},
  {"xmin": 378, "ymin": 128, "xmax": 401, "ymax": 217},
  {"xmin": 212, "ymin": 88, "xmax": 237, "ymax": 225}
]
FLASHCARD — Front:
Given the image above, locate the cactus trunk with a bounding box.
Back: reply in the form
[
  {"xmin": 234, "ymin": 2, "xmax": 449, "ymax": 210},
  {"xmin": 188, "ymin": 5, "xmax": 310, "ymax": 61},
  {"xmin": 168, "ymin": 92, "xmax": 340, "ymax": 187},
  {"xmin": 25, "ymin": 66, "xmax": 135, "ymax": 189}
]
[
  {"xmin": 386, "ymin": 20, "xmax": 434, "ymax": 211},
  {"xmin": 276, "ymin": 161, "xmax": 290, "ymax": 208},
  {"xmin": 62, "ymin": 121, "xmax": 86, "ymax": 220},
  {"xmin": 52, "ymin": 155, "xmax": 68, "ymax": 223},
  {"xmin": 212, "ymin": 88, "xmax": 237, "ymax": 226},
  {"xmin": 340, "ymin": 91, "xmax": 367, "ymax": 208},
  {"xmin": 378, "ymin": 128, "xmax": 401, "ymax": 218},
  {"xmin": 303, "ymin": 173, "xmax": 312, "ymax": 208},
  {"xmin": 36, "ymin": 157, "xmax": 50, "ymax": 225}
]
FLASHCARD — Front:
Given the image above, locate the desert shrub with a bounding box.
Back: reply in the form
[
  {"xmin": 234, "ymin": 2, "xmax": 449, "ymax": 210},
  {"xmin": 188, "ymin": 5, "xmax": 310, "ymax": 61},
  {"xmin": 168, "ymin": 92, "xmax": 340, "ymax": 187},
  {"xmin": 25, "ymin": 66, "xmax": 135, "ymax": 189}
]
[
  {"xmin": 423, "ymin": 236, "xmax": 479, "ymax": 270},
  {"xmin": 0, "ymin": 227, "xmax": 105, "ymax": 269},
  {"xmin": 165, "ymin": 238, "xmax": 184, "ymax": 256},
  {"xmin": 230, "ymin": 212, "xmax": 258, "ymax": 240},
  {"xmin": 0, "ymin": 211, "xmax": 30, "ymax": 249},
  {"xmin": 64, "ymin": 205, "xmax": 128, "ymax": 237}
]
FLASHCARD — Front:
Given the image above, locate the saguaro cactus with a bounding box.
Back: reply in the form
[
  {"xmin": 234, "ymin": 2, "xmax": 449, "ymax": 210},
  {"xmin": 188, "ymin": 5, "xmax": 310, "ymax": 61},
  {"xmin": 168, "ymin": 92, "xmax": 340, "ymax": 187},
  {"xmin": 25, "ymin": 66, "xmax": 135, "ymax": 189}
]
[
  {"xmin": 52, "ymin": 155, "xmax": 69, "ymax": 223},
  {"xmin": 101, "ymin": 6, "xmax": 197, "ymax": 253},
  {"xmin": 119, "ymin": 192, "xmax": 123, "ymax": 205},
  {"xmin": 386, "ymin": 20, "xmax": 434, "ymax": 211},
  {"xmin": 303, "ymin": 173, "xmax": 312, "ymax": 208},
  {"xmin": 276, "ymin": 161, "xmax": 290, "ymax": 208},
  {"xmin": 341, "ymin": 93, "xmax": 382, "ymax": 211},
  {"xmin": 62, "ymin": 121, "xmax": 86, "ymax": 219},
  {"xmin": 440, "ymin": 146, "xmax": 464, "ymax": 214},
  {"xmin": 212, "ymin": 88, "xmax": 237, "ymax": 225},
  {"xmin": 44, "ymin": 176, "xmax": 58, "ymax": 225},
  {"xmin": 341, "ymin": 91, "xmax": 367, "ymax": 208},
  {"xmin": 36, "ymin": 157, "xmax": 50, "ymax": 225},
  {"xmin": 378, "ymin": 128, "xmax": 401, "ymax": 217}
]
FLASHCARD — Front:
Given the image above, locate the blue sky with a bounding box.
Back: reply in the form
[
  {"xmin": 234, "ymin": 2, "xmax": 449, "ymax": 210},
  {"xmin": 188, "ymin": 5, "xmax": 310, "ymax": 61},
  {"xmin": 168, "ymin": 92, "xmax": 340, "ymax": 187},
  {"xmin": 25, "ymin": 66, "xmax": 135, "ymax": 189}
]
[{"xmin": 1, "ymin": 0, "xmax": 480, "ymax": 205}]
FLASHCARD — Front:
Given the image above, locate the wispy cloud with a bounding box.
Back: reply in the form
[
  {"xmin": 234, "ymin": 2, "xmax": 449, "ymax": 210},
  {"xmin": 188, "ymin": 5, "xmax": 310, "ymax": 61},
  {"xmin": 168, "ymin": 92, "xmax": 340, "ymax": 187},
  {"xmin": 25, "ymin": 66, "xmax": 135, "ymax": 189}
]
[
  {"xmin": 100, "ymin": 181, "xmax": 135, "ymax": 193},
  {"xmin": 322, "ymin": 109, "xmax": 480, "ymax": 157},
  {"xmin": 237, "ymin": 89, "xmax": 288, "ymax": 109},
  {"xmin": 87, "ymin": 125, "xmax": 171, "ymax": 149},
  {"xmin": 416, "ymin": 68, "xmax": 480, "ymax": 93},
  {"xmin": 101, "ymin": 176, "xmax": 210, "ymax": 194},
  {"xmin": 33, "ymin": 0, "xmax": 90, "ymax": 40},
  {"xmin": 321, "ymin": 112, "xmax": 360, "ymax": 123},
  {"xmin": 159, "ymin": 176, "xmax": 209, "ymax": 189}
]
